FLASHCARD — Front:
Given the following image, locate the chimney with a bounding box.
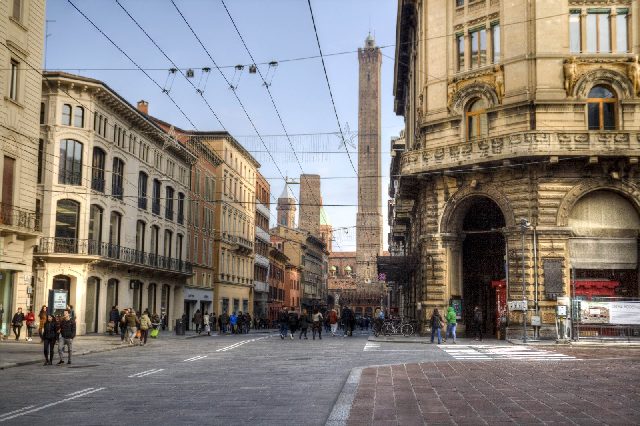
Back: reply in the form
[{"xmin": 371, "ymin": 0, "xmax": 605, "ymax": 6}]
[{"xmin": 137, "ymin": 100, "xmax": 149, "ymax": 115}]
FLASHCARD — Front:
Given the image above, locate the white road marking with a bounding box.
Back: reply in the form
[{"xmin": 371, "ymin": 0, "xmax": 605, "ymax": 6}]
[
  {"xmin": 0, "ymin": 388, "xmax": 105, "ymax": 422},
  {"xmin": 440, "ymin": 345, "xmax": 578, "ymax": 361},
  {"xmin": 363, "ymin": 342, "xmax": 380, "ymax": 351},
  {"xmin": 128, "ymin": 368, "xmax": 164, "ymax": 378},
  {"xmin": 0, "ymin": 406, "xmax": 36, "ymax": 420},
  {"xmin": 183, "ymin": 355, "xmax": 207, "ymax": 362},
  {"xmin": 66, "ymin": 388, "xmax": 94, "ymax": 396},
  {"xmin": 216, "ymin": 336, "xmax": 267, "ymax": 352}
]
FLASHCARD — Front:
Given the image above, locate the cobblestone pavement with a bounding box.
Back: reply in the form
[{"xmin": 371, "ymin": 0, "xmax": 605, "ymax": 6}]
[{"xmin": 346, "ymin": 348, "xmax": 640, "ymax": 425}]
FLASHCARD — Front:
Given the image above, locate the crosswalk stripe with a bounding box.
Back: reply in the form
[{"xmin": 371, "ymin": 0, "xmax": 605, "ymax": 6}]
[{"xmin": 440, "ymin": 345, "xmax": 578, "ymax": 361}]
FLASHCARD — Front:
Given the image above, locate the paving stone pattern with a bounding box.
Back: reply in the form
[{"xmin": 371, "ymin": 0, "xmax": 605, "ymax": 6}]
[{"xmin": 347, "ymin": 360, "xmax": 640, "ymax": 425}]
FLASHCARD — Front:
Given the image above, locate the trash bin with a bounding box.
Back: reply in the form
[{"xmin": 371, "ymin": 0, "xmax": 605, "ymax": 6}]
[{"xmin": 175, "ymin": 319, "xmax": 185, "ymax": 335}]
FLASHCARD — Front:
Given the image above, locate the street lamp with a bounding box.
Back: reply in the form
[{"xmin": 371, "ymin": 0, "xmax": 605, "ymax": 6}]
[{"xmin": 520, "ymin": 218, "xmax": 530, "ymax": 343}]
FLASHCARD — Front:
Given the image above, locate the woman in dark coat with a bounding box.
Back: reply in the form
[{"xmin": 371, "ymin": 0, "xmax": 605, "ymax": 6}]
[
  {"xmin": 42, "ymin": 314, "xmax": 58, "ymax": 365},
  {"xmin": 298, "ymin": 309, "xmax": 310, "ymax": 340},
  {"xmin": 430, "ymin": 309, "xmax": 443, "ymax": 344}
]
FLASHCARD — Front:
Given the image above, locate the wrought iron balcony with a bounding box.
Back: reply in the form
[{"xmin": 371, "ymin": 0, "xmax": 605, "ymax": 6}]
[
  {"xmin": 400, "ymin": 130, "xmax": 640, "ymax": 175},
  {"xmin": 0, "ymin": 203, "xmax": 41, "ymax": 234},
  {"xmin": 36, "ymin": 238, "xmax": 193, "ymax": 275}
]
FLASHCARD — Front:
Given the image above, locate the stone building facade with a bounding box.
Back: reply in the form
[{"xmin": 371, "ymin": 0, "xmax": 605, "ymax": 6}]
[
  {"xmin": 391, "ymin": 0, "xmax": 640, "ymax": 339},
  {"xmin": 0, "ymin": 0, "xmax": 44, "ymax": 336},
  {"xmin": 356, "ymin": 35, "xmax": 384, "ymax": 284},
  {"xmin": 254, "ymin": 171, "xmax": 270, "ymax": 318},
  {"xmin": 299, "ymin": 173, "xmax": 321, "ymax": 237},
  {"xmin": 36, "ymin": 72, "xmax": 193, "ymax": 334}
]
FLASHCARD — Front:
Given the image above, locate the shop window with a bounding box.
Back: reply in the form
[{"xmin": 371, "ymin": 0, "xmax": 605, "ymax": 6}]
[{"xmin": 587, "ymin": 86, "xmax": 616, "ymax": 130}]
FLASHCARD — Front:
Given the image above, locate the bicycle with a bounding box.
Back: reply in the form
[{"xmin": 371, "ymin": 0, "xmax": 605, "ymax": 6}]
[{"xmin": 382, "ymin": 318, "xmax": 415, "ymax": 337}]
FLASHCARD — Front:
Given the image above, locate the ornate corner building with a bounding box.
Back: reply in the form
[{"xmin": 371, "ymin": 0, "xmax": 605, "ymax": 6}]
[{"xmin": 391, "ymin": 0, "xmax": 640, "ymax": 339}]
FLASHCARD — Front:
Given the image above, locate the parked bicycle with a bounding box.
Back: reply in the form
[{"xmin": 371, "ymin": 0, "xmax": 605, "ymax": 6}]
[{"xmin": 382, "ymin": 318, "xmax": 415, "ymax": 337}]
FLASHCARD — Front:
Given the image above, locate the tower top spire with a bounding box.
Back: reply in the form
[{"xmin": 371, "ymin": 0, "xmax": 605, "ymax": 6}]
[{"xmin": 365, "ymin": 32, "xmax": 375, "ymax": 48}]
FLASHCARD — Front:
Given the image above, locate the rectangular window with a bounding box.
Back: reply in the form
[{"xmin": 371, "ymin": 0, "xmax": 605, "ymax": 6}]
[
  {"xmin": 165, "ymin": 186, "xmax": 174, "ymax": 220},
  {"xmin": 40, "ymin": 103, "xmax": 46, "ymax": 124},
  {"xmin": 152, "ymin": 179, "xmax": 161, "ymax": 215},
  {"xmin": 12, "ymin": 0, "xmax": 21, "ymax": 21},
  {"xmin": 569, "ymin": 12, "xmax": 581, "ymax": 53},
  {"xmin": 9, "ymin": 60, "xmax": 19, "ymax": 101},
  {"xmin": 456, "ymin": 0, "xmax": 464, "ymax": 7},
  {"xmin": 470, "ymin": 28, "xmax": 487, "ymax": 69},
  {"xmin": 37, "ymin": 139, "xmax": 44, "ymax": 184},
  {"xmin": 59, "ymin": 139, "xmax": 83, "ymax": 185},
  {"xmin": 586, "ymin": 11, "xmax": 610, "ymax": 53},
  {"xmin": 491, "ymin": 24, "xmax": 500, "ymax": 63},
  {"xmin": 111, "ymin": 158, "xmax": 124, "ymax": 199},
  {"xmin": 616, "ymin": 11, "xmax": 628, "ymax": 53}
]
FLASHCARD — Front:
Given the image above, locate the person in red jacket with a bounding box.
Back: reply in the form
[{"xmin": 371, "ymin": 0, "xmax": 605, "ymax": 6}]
[{"xmin": 24, "ymin": 309, "xmax": 36, "ymax": 342}]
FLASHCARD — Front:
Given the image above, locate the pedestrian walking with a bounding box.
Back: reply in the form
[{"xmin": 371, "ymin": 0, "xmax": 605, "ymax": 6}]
[
  {"xmin": 230, "ymin": 312, "xmax": 238, "ymax": 334},
  {"xmin": 193, "ymin": 309, "xmax": 203, "ymax": 334},
  {"xmin": 108, "ymin": 306, "xmax": 120, "ymax": 336},
  {"xmin": 243, "ymin": 313, "xmax": 251, "ymax": 334},
  {"xmin": 119, "ymin": 308, "xmax": 129, "ymax": 343},
  {"xmin": 11, "ymin": 307, "xmax": 24, "ymax": 341},
  {"xmin": 139, "ymin": 310, "xmax": 151, "ymax": 346},
  {"xmin": 38, "ymin": 305, "xmax": 48, "ymax": 340},
  {"xmin": 57, "ymin": 310, "xmax": 76, "ymax": 365},
  {"xmin": 328, "ymin": 308, "xmax": 338, "ymax": 336},
  {"xmin": 473, "ymin": 306, "xmax": 483, "ymax": 341},
  {"xmin": 42, "ymin": 314, "xmax": 58, "ymax": 365},
  {"xmin": 430, "ymin": 308, "xmax": 443, "ymax": 344},
  {"xmin": 298, "ymin": 309, "xmax": 310, "ymax": 340},
  {"xmin": 312, "ymin": 308, "xmax": 323, "ymax": 340},
  {"xmin": 203, "ymin": 311, "xmax": 211, "ymax": 336},
  {"xmin": 220, "ymin": 311, "xmax": 229, "ymax": 334},
  {"xmin": 67, "ymin": 305, "xmax": 75, "ymax": 321},
  {"xmin": 125, "ymin": 309, "xmax": 139, "ymax": 345},
  {"xmin": 445, "ymin": 306, "xmax": 457, "ymax": 344},
  {"xmin": 278, "ymin": 307, "xmax": 288, "ymax": 340},
  {"xmin": 209, "ymin": 312, "xmax": 216, "ymax": 332},
  {"xmin": 287, "ymin": 309, "xmax": 299, "ymax": 340},
  {"xmin": 236, "ymin": 312, "xmax": 244, "ymax": 334},
  {"xmin": 25, "ymin": 309, "xmax": 35, "ymax": 342},
  {"xmin": 342, "ymin": 306, "xmax": 354, "ymax": 337}
]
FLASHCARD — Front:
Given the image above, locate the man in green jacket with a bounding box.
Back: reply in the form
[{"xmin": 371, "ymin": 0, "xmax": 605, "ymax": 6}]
[{"xmin": 445, "ymin": 306, "xmax": 457, "ymax": 344}]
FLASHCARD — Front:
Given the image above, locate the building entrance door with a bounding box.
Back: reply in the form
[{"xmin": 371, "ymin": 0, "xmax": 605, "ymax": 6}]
[{"xmin": 460, "ymin": 197, "xmax": 506, "ymax": 338}]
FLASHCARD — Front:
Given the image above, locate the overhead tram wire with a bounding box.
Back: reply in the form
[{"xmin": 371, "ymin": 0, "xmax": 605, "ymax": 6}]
[
  {"xmin": 219, "ymin": 0, "xmax": 346, "ymax": 252},
  {"xmin": 67, "ymin": 0, "xmax": 197, "ymax": 130},
  {"xmin": 306, "ymin": 0, "xmax": 356, "ymax": 175},
  {"xmin": 114, "ymin": 0, "xmax": 225, "ymax": 130}
]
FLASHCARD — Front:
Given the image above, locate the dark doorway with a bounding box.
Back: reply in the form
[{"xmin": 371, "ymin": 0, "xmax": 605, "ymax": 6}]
[{"xmin": 461, "ymin": 198, "xmax": 506, "ymax": 337}]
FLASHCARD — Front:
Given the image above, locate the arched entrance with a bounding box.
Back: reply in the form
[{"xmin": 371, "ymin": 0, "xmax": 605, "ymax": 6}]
[{"xmin": 457, "ymin": 197, "xmax": 506, "ymax": 337}]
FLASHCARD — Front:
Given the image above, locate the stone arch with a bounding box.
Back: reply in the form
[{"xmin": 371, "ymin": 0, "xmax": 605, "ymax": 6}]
[
  {"xmin": 573, "ymin": 69, "xmax": 633, "ymax": 100},
  {"xmin": 450, "ymin": 82, "xmax": 500, "ymax": 116},
  {"xmin": 440, "ymin": 183, "xmax": 516, "ymax": 234},
  {"xmin": 557, "ymin": 179, "xmax": 640, "ymax": 227}
]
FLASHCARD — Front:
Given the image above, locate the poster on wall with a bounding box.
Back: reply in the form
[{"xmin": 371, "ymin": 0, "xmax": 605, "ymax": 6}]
[{"xmin": 579, "ymin": 301, "xmax": 640, "ymax": 325}]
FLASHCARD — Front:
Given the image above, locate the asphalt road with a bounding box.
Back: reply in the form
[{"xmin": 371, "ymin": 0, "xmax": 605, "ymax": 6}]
[{"xmin": 0, "ymin": 332, "xmax": 638, "ymax": 425}]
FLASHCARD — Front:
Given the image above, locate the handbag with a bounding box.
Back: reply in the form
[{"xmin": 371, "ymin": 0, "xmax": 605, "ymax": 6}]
[
  {"xmin": 135, "ymin": 329, "xmax": 141, "ymax": 339},
  {"xmin": 106, "ymin": 321, "xmax": 115, "ymax": 332}
]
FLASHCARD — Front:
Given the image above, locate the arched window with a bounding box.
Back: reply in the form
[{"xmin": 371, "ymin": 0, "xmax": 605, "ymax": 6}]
[
  {"xmin": 61, "ymin": 104, "xmax": 72, "ymax": 126},
  {"xmin": 466, "ymin": 98, "xmax": 488, "ymax": 139},
  {"xmin": 587, "ymin": 85, "xmax": 616, "ymax": 130},
  {"xmin": 152, "ymin": 179, "xmax": 161, "ymax": 215},
  {"xmin": 165, "ymin": 186, "xmax": 174, "ymax": 220},
  {"xmin": 73, "ymin": 106, "xmax": 84, "ymax": 128},
  {"xmin": 55, "ymin": 199, "xmax": 80, "ymax": 253},
  {"xmin": 138, "ymin": 172, "xmax": 148, "ymax": 210},
  {"xmin": 91, "ymin": 147, "xmax": 106, "ymax": 192},
  {"xmin": 88, "ymin": 204, "xmax": 103, "ymax": 254},
  {"xmin": 59, "ymin": 139, "xmax": 83, "ymax": 185},
  {"xmin": 112, "ymin": 158, "xmax": 124, "ymax": 199}
]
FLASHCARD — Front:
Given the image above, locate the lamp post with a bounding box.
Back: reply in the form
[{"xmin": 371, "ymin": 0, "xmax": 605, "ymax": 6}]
[{"xmin": 520, "ymin": 218, "xmax": 530, "ymax": 343}]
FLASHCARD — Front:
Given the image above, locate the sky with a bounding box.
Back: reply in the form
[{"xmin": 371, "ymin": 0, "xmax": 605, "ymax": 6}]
[{"xmin": 45, "ymin": 0, "xmax": 405, "ymax": 252}]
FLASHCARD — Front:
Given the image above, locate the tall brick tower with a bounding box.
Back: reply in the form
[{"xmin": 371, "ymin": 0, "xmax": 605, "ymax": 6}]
[
  {"xmin": 277, "ymin": 183, "xmax": 296, "ymax": 228},
  {"xmin": 298, "ymin": 174, "xmax": 322, "ymax": 237},
  {"xmin": 356, "ymin": 34, "xmax": 383, "ymax": 283}
]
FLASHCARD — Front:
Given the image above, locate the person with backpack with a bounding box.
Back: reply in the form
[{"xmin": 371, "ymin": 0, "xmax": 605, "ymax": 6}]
[
  {"xmin": 57, "ymin": 309, "xmax": 76, "ymax": 365},
  {"xmin": 139, "ymin": 310, "xmax": 151, "ymax": 346},
  {"xmin": 473, "ymin": 306, "xmax": 484, "ymax": 341}
]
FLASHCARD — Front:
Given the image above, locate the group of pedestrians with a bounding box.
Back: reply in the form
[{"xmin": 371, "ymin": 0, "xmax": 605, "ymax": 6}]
[
  {"xmin": 276, "ymin": 306, "xmax": 359, "ymax": 340},
  {"xmin": 111, "ymin": 306, "xmax": 158, "ymax": 346},
  {"xmin": 429, "ymin": 305, "xmax": 483, "ymax": 344}
]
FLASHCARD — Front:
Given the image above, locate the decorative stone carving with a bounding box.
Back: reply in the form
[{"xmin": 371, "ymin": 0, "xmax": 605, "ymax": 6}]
[
  {"xmin": 627, "ymin": 56, "xmax": 640, "ymax": 97},
  {"xmin": 567, "ymin": 57, "xmax": 634, "ymax": 99},
  {"xmin": 447, "ymin": 65, "xmax": 503, "ymax": 113},
  {"xmin": 563, "ymin": 56, "xmax": 578, "ymax": 96}
]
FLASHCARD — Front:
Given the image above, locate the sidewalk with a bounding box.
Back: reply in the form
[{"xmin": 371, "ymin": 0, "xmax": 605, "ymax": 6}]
[
  {"xmin": 0, "ymin": 329, "xmax": 274, "ymax": 370},
  {"xmin": 332, "ymin": 359, "xmax": 640, "ymax": 425}
]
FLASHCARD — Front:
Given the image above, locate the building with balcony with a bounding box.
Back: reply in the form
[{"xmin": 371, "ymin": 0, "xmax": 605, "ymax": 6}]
[
  {"xmin": 149, "ymin": 112, "xmax": 222, "ymax": 329},
  {"xmin": 0, "ymin": 0, "xmax": 44, "ymax": 337},
  {"xmin": 390, "ymin": 0, "xmax": 640, "ymax": 339},
  {"xmin": 254, "ymin": 171, "xmax": 270, "ymax": 318},
  {"xmin": 267, "ymin": 243, "xmax": 289, "ymax": 322},
  {"xmin": 35, "ymin": 72, "xmax": 193, "ymax": 334}
]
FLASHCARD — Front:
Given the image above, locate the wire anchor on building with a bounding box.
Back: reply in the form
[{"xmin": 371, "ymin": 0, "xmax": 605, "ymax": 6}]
[{"xmin": 162, "ymin": 68, "xmax": 178, "ymax": 93}]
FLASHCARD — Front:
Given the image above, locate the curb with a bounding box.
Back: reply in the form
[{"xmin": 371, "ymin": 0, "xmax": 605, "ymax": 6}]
[{"xmin": 325, "ymin": 366, "xmax": 362, "ymax": 426}]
